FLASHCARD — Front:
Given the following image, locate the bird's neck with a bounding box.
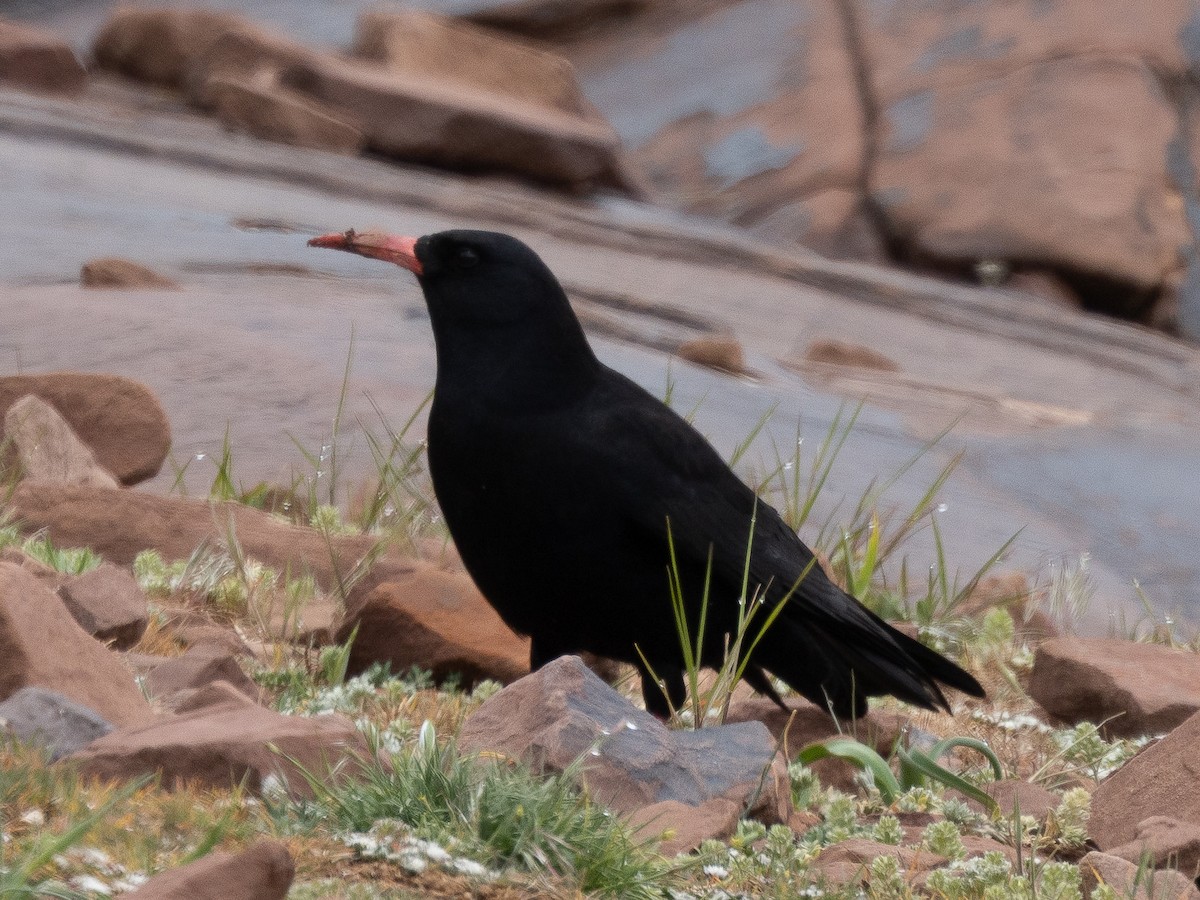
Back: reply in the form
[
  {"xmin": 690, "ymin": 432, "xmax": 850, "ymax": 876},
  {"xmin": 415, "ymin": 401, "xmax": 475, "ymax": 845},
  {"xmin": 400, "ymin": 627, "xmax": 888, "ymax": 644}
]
[{"xmin": 431, "ymin": 317, "xmax": 601, "ymax": 413}]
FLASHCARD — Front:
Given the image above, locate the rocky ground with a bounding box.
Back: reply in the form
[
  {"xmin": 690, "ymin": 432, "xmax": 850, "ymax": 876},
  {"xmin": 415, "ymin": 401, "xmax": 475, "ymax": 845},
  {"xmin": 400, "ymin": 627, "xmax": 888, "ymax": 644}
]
[{"xmin": 4, "ymin": 2, "xmax": 1200, "ymax": 898}]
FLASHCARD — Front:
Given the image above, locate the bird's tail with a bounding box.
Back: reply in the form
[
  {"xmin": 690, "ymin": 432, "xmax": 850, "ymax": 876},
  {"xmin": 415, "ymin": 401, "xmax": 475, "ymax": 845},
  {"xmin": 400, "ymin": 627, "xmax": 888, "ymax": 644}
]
[{"xmin": 752, "ymin": 601, "xmax": 984, "ymax": 719}]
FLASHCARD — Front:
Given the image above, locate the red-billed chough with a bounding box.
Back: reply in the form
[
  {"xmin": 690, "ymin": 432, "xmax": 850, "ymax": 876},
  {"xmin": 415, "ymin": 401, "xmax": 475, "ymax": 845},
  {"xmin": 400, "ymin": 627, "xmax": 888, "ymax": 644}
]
[{"xmin": 310, "ymin": 228, "xmax": 985, "ymax": 718}]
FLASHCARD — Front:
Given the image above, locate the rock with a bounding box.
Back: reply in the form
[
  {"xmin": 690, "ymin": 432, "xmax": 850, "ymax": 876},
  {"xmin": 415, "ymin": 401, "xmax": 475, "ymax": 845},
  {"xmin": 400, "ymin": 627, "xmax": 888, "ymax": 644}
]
[
  {"xmin": 676, "ymin": 335, "xmax": 747, "ymax": 375},
  {"xmin": 0, "ymin": 19, "xmax": 85, "ymax": 93},
  {"xmin": 81, "ymin": 257, "xmax": 179, "ymax": 290},
  {"xmin": 354, "ymin": 9, "xmax": 590, "ymax": 117},
  {"xmin": 964, "ymin": 778, "xmax": 1059, "ymax": 820},
  {"xmin": 207, "ymin": 74, "xmax": 365, "ymax": 154},
  {"xmin": 0, "ymin": 373, "xmax": 170, "ymax": 486},
  {"xmin": 0, "ymin": 547, "xmax": 60, "ymax": 586},
  {"xmin": 7, "ymin": 481, "xmax": 381, "ymax": 598},
  {"xmin": 69, "ymin": 696, "xmax": 368, "ymax": 796},
  {"xmin": 1090, "ymin": 709, "xmax": 1200, "ymax": 849},
  {"xmin": 0, "ymin": 562, "xmax": 151, "ymax": 727},
  {"xmin": 57, "ymin": 563, "xmax": 149, "ymax": 649},
  {"xmin": 124, "ymin": 839, "xmax": 294, "ymax": 900},
  {"xmin": 459, "ymin": 655, "xmax": 791, "ymax": 823},
  {"xmin": 748, "ymin": 188, "xmax": 886, "ymax": 262},
  {"xmin": 92, "ymin": 7, "xmax": 249, "ymax": 89},
  {"xmin": 1029, "ymin": 638, "xmax": 1200, "ymax": 737},
  {"xmin": 142, "ymin": 645, "xmax": 261, "ymax": 707},
  {"xmin": 863, "ymin": 1, "xmax": 1190, "ymax": 301},
  {"xmin": 627, "ymin": 797, "xmax": 742, "ymax": 857},
  {"xmin": 184, "ymin": 22, "xmax": 320, "ymax": 109},
  {"xmin": 725, "ymin": 696, "xmax": 903, "ymax": 794},
  {"xmin": 284, "ymin": 54, "xmax": 622, "ymax": 189},
  {"xmin": 338, "ymin": 569, "xmax": 529, "ymax": 688},
  {"xmin": 816, "ymin": 837, "xmax": 946, "ymax": 875},
  {"xmin": 3, "ymin": 395, "xmax": 119, "ymax": 489},
  {"xmin": 575, "ymin": 0, "xmax": 866, "ymax": 253},
  {"xmin": 0, "ymin": 687, "xmax": 112, "ymax": 759},
  {"xmin": 1106, "ymin": 817, "xmax": 1200, "ymax": 881},
  {"xmin": 801, "ymin": 339, "xmax": 901, "ymax": 373},
  {"xmin": 172, "ymin": 679, "xmax": 259, "ymax": 714},
  {"xmin": 1078, "ymin": 850, "xmax": 1200, "ymax": 900}
]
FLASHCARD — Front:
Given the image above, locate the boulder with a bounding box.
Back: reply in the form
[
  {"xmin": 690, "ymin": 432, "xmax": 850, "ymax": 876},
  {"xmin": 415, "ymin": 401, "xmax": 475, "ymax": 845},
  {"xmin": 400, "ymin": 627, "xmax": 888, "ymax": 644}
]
[
  {"xmin": 1029, "ymin": 638, "xmax": 1200, "ymax": 737},
  {"xmin": 860, "ymin": 0, "xmax": 1193, "ymax": 308},
  {"xmin": 69, "ymin": 696, "xmax": 368, "ymax": 796},
  {"xmin": 141, "ymin": 644, "xmax": 261, "ymax": 707},
  {"xmin": 354, "ymin": 9, "xmax": 591, "ymax": 117},
  {"xmin": 1106, "ymin": 817, "xmax": 1200, "ymax": 881},
  {"xmin": 1078, "ymin": 850, "xmax": 1200, "ymax": 900},
  {"xmin": 965, "ymin": 778, "xmax": 1060, "ymax": 820},
  {"xmin": 0, "ymin": 687, "xmax": 112, "ymax": 759},
  {"xmin": 799, "ymin": 339, "xmax": 900, "ymax": 373},
  {"xmin": 284, "ymin": 54, "xmax": 622, "ymax": 189},
  {"xmin": 1090, "ymin": 709, "xmax": 1200, "ymax": 849},
  {"xmin": 3, "ymin": 395, "xmax": 119, "ymax": 489},
  {"xmin": 0, "ymin": 563, "xmax": 151, "ymax": 727},
  {"xmin": 91, "ymin": 7, "xmax": 249, "ymax": 89},
  {"xmin": 207, "ymin": 74, "xmax": 365, "ymax": 154},
  {"xmin": 7, "ymin": 481, "xmax": 380, "ymax": 597},
  {"xmin": 338, "ymin": 569, "xmax": 529, "ymax": 688},
  {"xmin": 0, "ymin": 18, "xmax": 85, "ymax": 93},
  {"xmin": 57, "ymin": 562, "xmax": 149, "ymax": 649},
  {"xmin": 460, "ymin": 655, "xmax": 791, "ymax": 823},
  {"xmin": 184, "ymin": 23, "xmax": 320, "ymax": 109},
  {"xmin": 124, "ymin": 840, "xmax": 293, "ymax": 900},
  {"xmin": 0, "ymin": 373, "xmax": 170, "ymax": 486},
  {"xmin": 80, "ymin": 258, "xmax": 179, "ymax": 290},
  {"xmin": 725, "ymin": 696, "xmax": 903, "ymax": 794}
]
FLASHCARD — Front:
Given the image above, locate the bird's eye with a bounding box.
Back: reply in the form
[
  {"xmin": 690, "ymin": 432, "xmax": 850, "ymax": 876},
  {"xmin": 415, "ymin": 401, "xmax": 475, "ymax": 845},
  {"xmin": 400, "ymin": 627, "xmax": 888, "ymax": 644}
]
[{"xmin": 454, "ymin": 246, "xmax": 480, "ymax": 268}]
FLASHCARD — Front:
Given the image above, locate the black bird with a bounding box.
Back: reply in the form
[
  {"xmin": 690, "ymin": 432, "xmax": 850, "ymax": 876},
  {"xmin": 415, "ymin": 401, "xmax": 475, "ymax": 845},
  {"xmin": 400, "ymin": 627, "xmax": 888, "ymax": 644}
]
[{"xmin": 310, "ymin": 228, "xmax": 985, "ymax": 718}]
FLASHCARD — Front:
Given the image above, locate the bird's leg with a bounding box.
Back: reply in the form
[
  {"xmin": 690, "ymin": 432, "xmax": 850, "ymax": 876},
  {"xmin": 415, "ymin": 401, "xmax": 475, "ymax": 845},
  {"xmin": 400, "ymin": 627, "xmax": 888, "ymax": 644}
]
[{"xmin": 638, "ymin": 660, "xmax": 686, "ymax": 719}]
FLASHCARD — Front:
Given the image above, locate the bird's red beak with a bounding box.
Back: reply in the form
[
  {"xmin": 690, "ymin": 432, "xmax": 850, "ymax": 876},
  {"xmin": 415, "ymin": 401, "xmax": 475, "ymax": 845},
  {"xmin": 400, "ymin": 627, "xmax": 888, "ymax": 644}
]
[{"xmin": 308, "ymin": 229, "xmax": 423, "ymax": 276}]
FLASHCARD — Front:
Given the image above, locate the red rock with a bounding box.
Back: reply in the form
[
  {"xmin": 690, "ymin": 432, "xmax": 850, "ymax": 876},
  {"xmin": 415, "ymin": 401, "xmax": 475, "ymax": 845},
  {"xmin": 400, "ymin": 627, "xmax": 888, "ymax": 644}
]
[
  {"xmin": 4, "ymin": 395, "xmax": 119, "ymax": 489},
  {"xmin": 800, "ymin": 339, "xmax": 900, "ymax": 373},
  {"xmin": 69, "ymin": 697, "xmax": 368, "ymax": 795},
  {"xmin": 964, "ymin": 778, "xmax": 1059, "ymax": 820},
  {"xmin": 0, "ymin": 374, "xmax": 170, "ymax": 486},
  {"xmin": 626, "ymin": 797, "xmax": 741, "ymax": 857},
  {"xmin": 208, "ymin": 74, "xmax": 365, "ymax": 154},
  {"xmin": 92, "ymin": 7, "xmax": 249, "ymax": 89},
  {"xmin": 81, "ymin": 258, "xmax": 179, "ymax": 290},
  {"xmin": 1090, "ymin": 710, "xmax": 1200, "ymax": 849},
  {"xmin": 184, "ymin": 23, "xmax": 320, "ymax": 109},
  {"xmin": 725, "ymin": 696, "xmax": 904, "ymax": 794},
  {"xmin": 818, "ymin": 838, "xmax": 946, "ymax": 872},
  {"xmin": 460, "ymin": 655, "xmax": 791, "ymax": 823},
  {"xmin": 124, "ymin": 839, "xmax": 293, "ymax": 900},
  {"xmin": 748, "ymin": 188, "xmax": 886, "ymax": 262},
  {"xmin": 0, "ymin": 563, "xmax": 151, "ymax": 727},
  {"xmin": 1078, "ymin": 850, "xmax": 1200, "ymax": 900},
  {"xmin": 863, "ymin": 1, "xmax": 1190, "ymax": 296},
  {"xmin": 1029, "ymin": 638, "xmax": 1200, "ymax": 737},
  {"xmin": 338, "ymin": 569, "xmax": 529, "ymax": 688},
  {"xmin": 7, "ymin": 482, "xmax": 381, "ymax": 597},
  {"xmin": 173, "ymin": 679, "xmax": 260, "ymax": 714},
  {"xmin": 676, "ymin": 335, "xmax": 747, "ymax": 375},
  {"xmin": 354, "ymin": 9, "xmax": 590, "ymax": 117},
  {"xmin": 1106, "ymin": 817, "xmax": 1200, "ymax": 881},
  {"xmin": 142, "ymin": 645, "xmax": 261, "ymax": 707},
  {"xmin": 284, "ymin": 53, "xmax": 621, "ymax": 189},
  {"xmin": 0, "ymin": 19, "xmax": 85, "ymax": 93},
  {"xmin": 57, "ymin": 563, "xmax": 148, "ymax": 649}
]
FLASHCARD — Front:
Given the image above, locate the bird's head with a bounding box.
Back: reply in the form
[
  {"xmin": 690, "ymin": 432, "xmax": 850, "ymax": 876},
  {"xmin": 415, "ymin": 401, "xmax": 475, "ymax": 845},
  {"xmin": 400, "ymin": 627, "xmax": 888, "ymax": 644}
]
[{"xmin": 309, "ymin": 228, "xmax": 599, "ymax": 399}]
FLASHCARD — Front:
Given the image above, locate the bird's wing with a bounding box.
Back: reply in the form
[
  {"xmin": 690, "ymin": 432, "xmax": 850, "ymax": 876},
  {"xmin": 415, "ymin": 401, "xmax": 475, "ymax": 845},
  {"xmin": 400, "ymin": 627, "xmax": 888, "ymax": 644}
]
[{"xmin": 580, "ymin": 370, "xmax": 982, "ymax": 713}]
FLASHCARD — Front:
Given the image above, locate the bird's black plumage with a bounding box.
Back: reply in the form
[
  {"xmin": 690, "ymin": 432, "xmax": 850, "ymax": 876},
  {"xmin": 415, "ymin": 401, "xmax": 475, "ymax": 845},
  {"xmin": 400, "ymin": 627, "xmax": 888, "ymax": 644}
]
[{"xmin": 315, "ymin": 227, "xmax": 985, "ymax": 718}]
